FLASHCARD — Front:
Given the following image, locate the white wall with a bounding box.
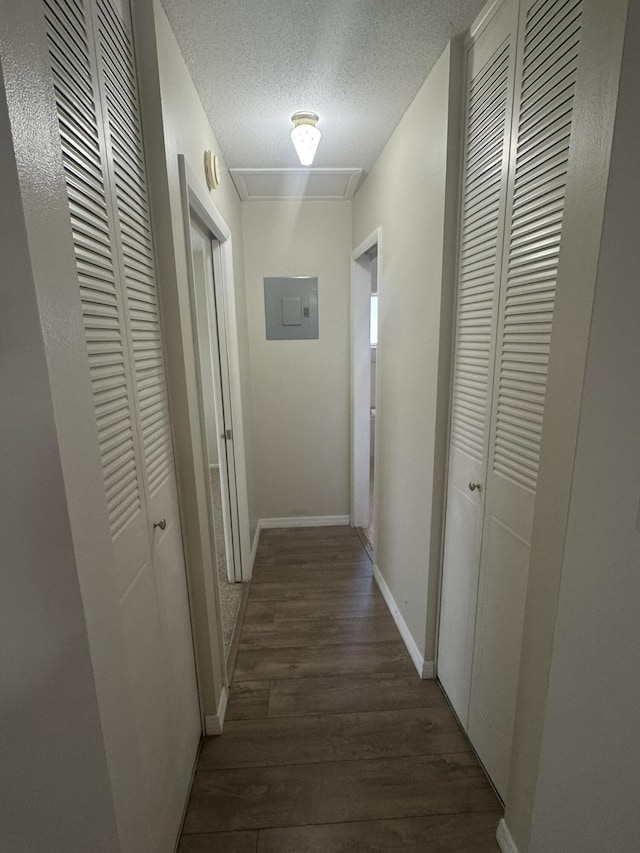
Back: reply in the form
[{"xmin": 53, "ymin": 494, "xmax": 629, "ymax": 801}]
[
  {"xmin": 351, "ymin": 43, "xmax": 462, "ymax": 665},
  {"xmin": 527, "ymin": 3, "xmax": 640, "ymax": 848},
  {"xmin": 0, "ymin": 54, "xmax": 120, "ymax": 853},
  {"xmin": 242, "ymin": 200, "xmax": 352, "ymax": 521}
]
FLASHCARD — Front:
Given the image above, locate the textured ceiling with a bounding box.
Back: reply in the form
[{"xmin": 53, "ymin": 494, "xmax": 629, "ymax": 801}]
[{"xmin": 159, "ymin": 0, "xmax": 487, "ymax": 171}]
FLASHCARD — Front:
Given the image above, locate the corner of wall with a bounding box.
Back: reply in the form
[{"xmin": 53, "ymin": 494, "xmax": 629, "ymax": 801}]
[{"xmin": 424, "ymin": 35, "xmax": 466, "ymax": 664}]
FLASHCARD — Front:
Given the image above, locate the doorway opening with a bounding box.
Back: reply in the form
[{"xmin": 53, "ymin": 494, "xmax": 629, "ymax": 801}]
[
  {"xmin": 188, "ymin": 219, "xmax": 241, "ymax": 655},
  {"xmin": 351, "ymin": 229, "xmax": 381, "ymax": 556},
  {"xmin": 179, "ymin": 156, "xmax": 252, "ymax": 668}
]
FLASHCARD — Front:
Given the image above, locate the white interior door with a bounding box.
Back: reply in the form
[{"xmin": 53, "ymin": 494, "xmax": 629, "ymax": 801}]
[
  {"xmin": 437, "ymin": 0, "xmax": 518, "ymax": 727},
  {"xmin": 189, "ymin": 217, "xmax": 242, "ymax": 583},
  {"xmin": 211, "ymin": 243, "xmax": 244, "ymax": 579},
  {"xmin": 96, "ymin": 0, "xmax": 199, "ymax": 769},
  {"xmin": 468, "ymin": 0, "xmax": 584, "ymax": 797},
  {"xmin": 43, "ymin": 1, "xmax": 200, "ymax": 846}
]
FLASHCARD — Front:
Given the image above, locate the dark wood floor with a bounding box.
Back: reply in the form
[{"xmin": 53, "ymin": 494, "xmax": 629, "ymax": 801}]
[{"xmin": 179, "ymin": 526, "xmax": 502, "ymax": 852}]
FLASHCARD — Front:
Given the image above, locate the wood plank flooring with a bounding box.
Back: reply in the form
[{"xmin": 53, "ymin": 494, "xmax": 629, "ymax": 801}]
[{"xmin": 179, "ymin": 526, "xmax": 501, "ymax": 852}]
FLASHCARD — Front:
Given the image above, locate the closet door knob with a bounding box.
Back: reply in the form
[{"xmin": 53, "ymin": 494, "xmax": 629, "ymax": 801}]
[
  {"xmin": 153, "ymin": 518, "xmax": 167, "ymax": 530},
  {"xmin": 468, "ymin": 482, "xmax": 481, "ymax": 492}
]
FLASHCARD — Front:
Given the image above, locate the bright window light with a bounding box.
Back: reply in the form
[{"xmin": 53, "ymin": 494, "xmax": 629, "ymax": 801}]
[{"xmin": 370, "ymin": 294, "xmax": 378, "ymax": 347}]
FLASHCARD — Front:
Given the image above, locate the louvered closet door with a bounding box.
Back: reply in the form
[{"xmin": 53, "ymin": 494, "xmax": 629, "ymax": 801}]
[
  {"xmin": 437, "ymin": 0, "xmax": 518, "ymax": 727},
  {"xmin": 93, "ymin": 2, "xmax": 200, "ymax": 842},
  {"xmin": 43, "ymin": 1, "xmax": 199, "ymax": 848},
  {"xmin": 468, "ymin": 0, "xmax": 584, "ymax": 797},
  {"xmin": 43, "ymin": 0, "xmax": 150, "ymax": 602}
]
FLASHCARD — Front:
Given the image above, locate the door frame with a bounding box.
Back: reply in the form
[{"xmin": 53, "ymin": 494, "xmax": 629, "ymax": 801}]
[
  {"xmin": 187, "ymin": 216, "xmax": 239, "ymax": 584},
  {"xmin": 350, "ymin": 227, "xmax": 381, "ymax": 530},
  {"xmin": 177, "ymin": 155, "xmax": 252, "ymax": 582}
]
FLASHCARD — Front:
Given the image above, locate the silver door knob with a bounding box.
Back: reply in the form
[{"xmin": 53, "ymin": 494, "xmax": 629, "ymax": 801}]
[
  {"xmin": 468, "ymin": 482, "xmax": 481, "ymax": 492},
  {"xmin": 153, "ymin": 518, "xmax": 166, "ymax": 530}
]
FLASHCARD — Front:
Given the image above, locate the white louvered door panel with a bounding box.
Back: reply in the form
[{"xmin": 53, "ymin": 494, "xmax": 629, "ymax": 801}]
[
  {"xmin": 42, "ymin": 0, "xmax": 149, "ymax": 597},
  {"xmin": 92, "ymin": 3, "xmax": 200, "ymax": 848},
  {"xmin": 43, "ymin": 1, "xmax": 200, "ymax": 849},
  {"xmin": 95, "ymin": 0, "xmax": 173, "ymax": 498},
  {"xmin": 469, "ymin": 0, "xmax": 584, "ymax": 797},
  {"xmin": 437, "ymin": 0, "xmax": 518, "ymax": 727}
]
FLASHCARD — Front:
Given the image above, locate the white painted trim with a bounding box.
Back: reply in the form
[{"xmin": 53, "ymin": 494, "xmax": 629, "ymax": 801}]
[
  {"xmin": 179, "ymin": 161, "xmax": 239, "ymax": 587},
  {"xmin": 229, "ymin": 167, "xmax": 362, "ymax": 201},
  {"xmin": 466, "ymin": 0, "xmax": 505, "ymax": 46},
  {"xmin": 215, "ymin": 236, "xmax": 253, "ymax": 581},
  {"xmin": 249, "ymin": 520, "xmax": 262, "ymax": 573},
  {"xmin": 178, "ymin": 155, "xmax": 252, "ymax": 583},
  {"xmin": 373, "ymin": 563, "xmax": 428, "ymax": 679},
  {"xmin": 172, "ymin": 735, "xmax": 201, "ymax": 852},
  {"xmin": 174, "ymin": 159, "xmax": 228, "ymax": 720},
  {"xmin": 352, "ymin": 228, "xmax": 381, "ymax": 263},
  {"xmin": 260, "ymin": 515, "xmax": 350, "ymax": 529},
  {"xmin": 422, "ymin": 660, "xmax": 435, "ymax": 679},
  {"xmin": 350, "ymin": 227, "xmax": 381, "ymax": 529},
  {"xmin": 204, "ymin": 686, "xmax": 228, "ymax": 736},
  {"xmin": 496, "ymin": 819, "xmax": 519, "ymax": 853}
]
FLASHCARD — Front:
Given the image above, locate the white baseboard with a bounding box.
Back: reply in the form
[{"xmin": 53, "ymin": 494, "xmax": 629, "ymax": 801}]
[
  {"xmin": 496, "ymin": 819, "xmax": 519, "ymax": 853},
  {"xmin": 259, "ymin": 515, "xmax": 350, "ymax": 529},
  {"xmin": 204, "ymin": 685, "xmax": 228, "ymax": 736},
  {"xmin": 173, "ymin": 739, "xmax": 200, "ymax": 853},
  {"xmin": 422, "ymin": 660, "xmax": 435, "ymax": 679},
  {"xmin": 373, "ymin": 564, "xmax": 430, "ymax": 679},
  {"xmin": 248, "ymin": 522, "xmax": 262, "ymax": 575}
]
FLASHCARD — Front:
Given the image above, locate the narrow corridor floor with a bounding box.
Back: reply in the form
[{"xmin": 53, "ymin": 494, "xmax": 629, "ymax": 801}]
[{"xmin": 179, "ymin": 526, "xmax": 502, "ymax": 852}]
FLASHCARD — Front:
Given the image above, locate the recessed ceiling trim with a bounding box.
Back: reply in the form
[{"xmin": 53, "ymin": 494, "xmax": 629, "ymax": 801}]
[{"xmin": 231, "ymin": 168, "xmax": 363, "ymax": 201}]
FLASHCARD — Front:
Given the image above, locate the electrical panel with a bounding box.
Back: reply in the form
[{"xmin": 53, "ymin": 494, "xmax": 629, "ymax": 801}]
[{"xmin": 264, "ymin": 276, "xmax": 318, "ymax": 340}]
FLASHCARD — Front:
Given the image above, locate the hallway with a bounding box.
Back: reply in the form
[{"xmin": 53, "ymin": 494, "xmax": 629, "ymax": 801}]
[{"xmin": 179, "ymin": 527, "xmax": 501, "ymax": 851}]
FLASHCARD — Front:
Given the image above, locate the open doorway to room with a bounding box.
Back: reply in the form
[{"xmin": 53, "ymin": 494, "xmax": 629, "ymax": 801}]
[
  {"xmin": 188, "ymin": 219, "xmax": 241, "ymax": 655},
  {"xmin": 367, "ymin": 255, "xmax": 378, "ymax": 549},
  {"xmin": 179, "ymin": 156, "xmax": 252, "ymax": 664},
  {"xmin": 351, "ymin": 229, "xmax": 380, "ymax": 556}
]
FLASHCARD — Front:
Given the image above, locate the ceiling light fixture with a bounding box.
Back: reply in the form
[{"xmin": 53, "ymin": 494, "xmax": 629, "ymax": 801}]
[{"xmin": 290, "ymin": 110, "xmax": 321, "ymax": 166}]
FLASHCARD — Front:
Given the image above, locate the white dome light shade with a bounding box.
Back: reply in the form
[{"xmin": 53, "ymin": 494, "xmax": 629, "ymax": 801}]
[{"xmin": 290, "ymin": 110, "xmax": 321, "ymax": 166}]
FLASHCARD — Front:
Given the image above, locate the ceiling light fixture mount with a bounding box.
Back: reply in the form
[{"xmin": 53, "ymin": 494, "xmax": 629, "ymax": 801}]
[{"xmin": 290, "ymin": 110, "xmax": 321, "ymax": 166}]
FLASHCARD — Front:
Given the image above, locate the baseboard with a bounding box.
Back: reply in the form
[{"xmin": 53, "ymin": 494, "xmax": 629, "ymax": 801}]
[
  {"xmin": 496, "ymin": 819, "xmax": 519, "ymax": 853},
  {"xmin": 248, "ymin": 521, "xmax": 262, "ymax": 574},
  {"xmin": 226, "ymin": 583, "xmax": 250, "ymax": 683},
  {"xmin": 173, "ymin": 738, "xmax": 201, "ymax": 853},
  {"xmin": 259, "ymin": 515, "xmax": 350, "ymax": 529},
  {"xmin": 373, "ymin": 563, "xmax": 429, "ymax": 679},
  {"xmin": 204, "ymin": 685, "xmax": 228, "ymax": 736},
  {"xmin": 422, "ymin": 660, "xmax": 435, "ymax": 679}
]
